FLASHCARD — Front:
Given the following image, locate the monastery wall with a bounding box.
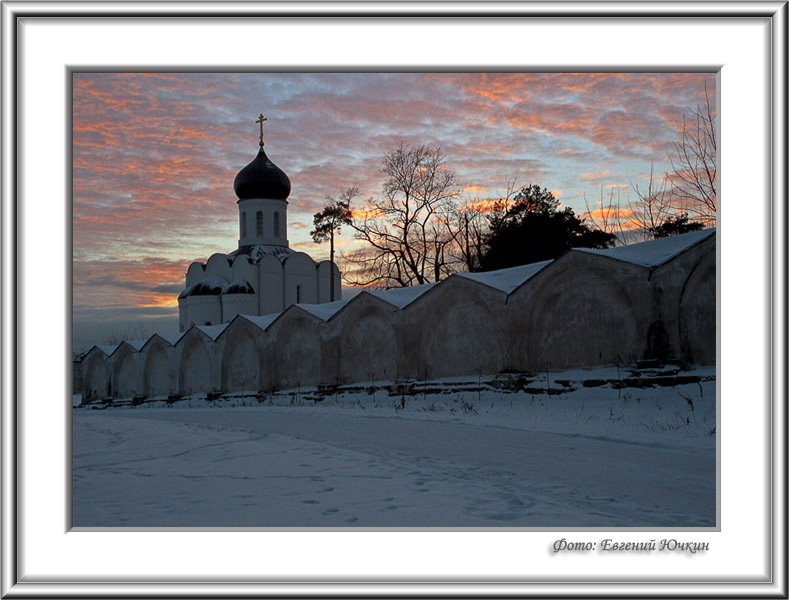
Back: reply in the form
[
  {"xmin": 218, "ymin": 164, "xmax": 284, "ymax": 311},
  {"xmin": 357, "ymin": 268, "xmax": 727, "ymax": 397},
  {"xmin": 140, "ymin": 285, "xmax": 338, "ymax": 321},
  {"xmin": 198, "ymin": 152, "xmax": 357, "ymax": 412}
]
[{"xmin": 79, "ymin": 230, "xmax": 716, "ymax": 403}]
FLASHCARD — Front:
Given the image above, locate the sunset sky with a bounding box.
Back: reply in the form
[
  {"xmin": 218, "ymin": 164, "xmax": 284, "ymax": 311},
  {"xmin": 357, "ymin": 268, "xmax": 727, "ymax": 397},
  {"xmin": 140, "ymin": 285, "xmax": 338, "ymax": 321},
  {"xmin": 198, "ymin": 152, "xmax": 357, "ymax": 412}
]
[{"xmin": 72, "ymin": 72, "xmax": 716, "ymax": 352}]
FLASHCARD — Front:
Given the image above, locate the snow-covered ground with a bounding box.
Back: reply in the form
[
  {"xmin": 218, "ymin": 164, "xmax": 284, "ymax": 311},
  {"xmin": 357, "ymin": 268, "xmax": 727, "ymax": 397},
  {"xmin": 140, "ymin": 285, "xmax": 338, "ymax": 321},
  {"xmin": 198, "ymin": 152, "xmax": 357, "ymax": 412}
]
[{"xmin": 73, "ymin": 365, "xmax": 716, "ymax": 528}]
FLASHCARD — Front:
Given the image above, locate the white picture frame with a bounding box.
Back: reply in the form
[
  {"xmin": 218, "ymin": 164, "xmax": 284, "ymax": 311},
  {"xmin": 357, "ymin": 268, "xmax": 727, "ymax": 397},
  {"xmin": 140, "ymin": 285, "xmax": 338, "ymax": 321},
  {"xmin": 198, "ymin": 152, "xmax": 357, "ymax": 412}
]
[{"xmin": 1, "ymin": 1, "xmax": 785, "ymax": 597}]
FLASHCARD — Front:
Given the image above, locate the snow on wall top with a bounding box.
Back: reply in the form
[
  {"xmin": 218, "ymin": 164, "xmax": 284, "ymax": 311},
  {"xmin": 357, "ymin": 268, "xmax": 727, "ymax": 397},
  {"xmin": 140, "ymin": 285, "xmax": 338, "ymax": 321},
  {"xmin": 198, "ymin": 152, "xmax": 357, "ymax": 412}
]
[
  {"xmin": 295, "ymin": 298, "xmax": 352, "ymax": 321},
  {"xmin": 574, "ymin": 228, "xmax": 715, "ymax": 268},
  {"xmin": 456, "ymin": 260, "xmax": 553, "ymax": 294},
  {"xmin": 122, "ymin": 339, "xmax": 147, "ymax": 352},
  {"xmin": 366, "ymin": 282, "xmax": 439, "ymax": 309},
  {"xmin": 97, "ymin": 344, "xmax": 119, "ymax": 357},
  {"xmin": 155, "ymin": 332, "xmax": 185, "ymax": 346},
  {"xmin": 238, "ymin": 314, "xmax": 280, "ymax": 331},
  {"xmin": 195, "ymin": 323, "xmax": 229, "ymax": 340}
]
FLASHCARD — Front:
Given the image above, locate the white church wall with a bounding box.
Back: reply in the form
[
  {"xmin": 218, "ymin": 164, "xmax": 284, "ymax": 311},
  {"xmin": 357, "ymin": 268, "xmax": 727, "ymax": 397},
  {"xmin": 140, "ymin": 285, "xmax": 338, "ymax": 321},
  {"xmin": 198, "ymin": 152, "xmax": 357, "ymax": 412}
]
[
  {"xmin": 231, "ymin": 255, "xmax": 256, "ymax": 283},
  {"xmin": 221, "ymin": 293, "xmax": 258, "ymax": 323},
  {"xmin": 177, "ymin": 298, "xmax": 188, "ymax": 332},
  {"xmin": 205, "ymin": 254, "xmax": 232, "ymax": 279},
  {"xmin": 258, "ymin": 255, "xmax": 285, "ymax": 315},
  {"xmin": 283, "ymin": 253, "xmax": 318, "ymax": 306},
  {"xmin": 238, "ymin": 198, "xmax": 289, "ymax": 247},
  {"xmin": 186, "ymin": 262, "xmax": 205, "ymax": 287},
  {"xmin": 187, "ymin": 295, "xmax": 222, "ymax": 327}
]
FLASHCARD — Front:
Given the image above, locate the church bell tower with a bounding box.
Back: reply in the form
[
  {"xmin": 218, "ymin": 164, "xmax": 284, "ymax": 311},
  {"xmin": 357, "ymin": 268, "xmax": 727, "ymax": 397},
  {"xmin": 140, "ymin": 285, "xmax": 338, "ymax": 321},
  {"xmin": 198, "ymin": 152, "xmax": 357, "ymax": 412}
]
[{"xmin": 233, "ymin": 114, "xmax": 291, "ymax": 248}]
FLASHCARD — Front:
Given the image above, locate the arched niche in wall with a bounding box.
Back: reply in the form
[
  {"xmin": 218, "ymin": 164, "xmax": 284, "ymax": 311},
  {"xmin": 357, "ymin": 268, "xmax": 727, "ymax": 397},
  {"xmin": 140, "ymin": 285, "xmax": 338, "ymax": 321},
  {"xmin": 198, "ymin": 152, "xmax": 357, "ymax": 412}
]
[
  {"xmin": 178, "ymin": 333, "xmax": 212, "ymax": 396},
  {"xmin": 419, "ymin": 283, "xmax": 502, "ymax": 380},
  {"xmin": 527, "ymin": 264, "xmax": 638, "ymax": 370},
  {"xmin": 112, "ymin": 346, "xmax": 139, "ymax": 399},
  {"xmin": 679, "ymin": 252, "xmax": 716, "ymax": 365},
  {"xmin": 272, "ymin": 311, "xmax": 321, "ymax": 389},
  {"xmin": 84, "ymin": 352, "xmax": 110, "ymax": 402},
  {"xmin": 142, "ymin": 340, "xmax": 170, "ymax": 398},
  {"xmin": 219, "ymin": 323, "xmax": 260, "ymax": 394},
  {"xmin": 338, "ymin": 300, "xmax": 397, "ymax": 384}
]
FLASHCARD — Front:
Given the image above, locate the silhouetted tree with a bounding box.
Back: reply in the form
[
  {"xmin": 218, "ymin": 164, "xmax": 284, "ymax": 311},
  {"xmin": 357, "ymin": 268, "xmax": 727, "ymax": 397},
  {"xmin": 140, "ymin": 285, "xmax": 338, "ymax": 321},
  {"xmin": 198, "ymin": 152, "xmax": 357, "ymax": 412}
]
[
  {"xmin": 629, "ymin": 161, "xmax": 674, "ymax": 241},
  {"xmin": 311, "ymin": 189, "xmax": 354, "ymax": 301},
  {"xmin": 343, "ymin": 144, "xmax": 458, "ymax": 287},
  {"xmin": 102, "ymin": 322, "xmax": 155, "ymax": 346},
  {"xmin": 652, "ymin": 212, "xmax": 705, "ymax": 238},
  {"xmin": 668, "ymin": 83, "xmax": 717, "ymax": 224},
  {"xmin": 478, "ymin": 185, "xmax": 615, "ymax": 271}
]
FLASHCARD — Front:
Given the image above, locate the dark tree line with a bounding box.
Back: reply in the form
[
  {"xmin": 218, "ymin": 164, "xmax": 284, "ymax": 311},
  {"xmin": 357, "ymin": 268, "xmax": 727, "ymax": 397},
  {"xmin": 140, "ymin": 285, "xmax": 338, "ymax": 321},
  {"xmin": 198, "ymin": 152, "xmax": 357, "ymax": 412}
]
[{"xmin": 476, "ymin": 184, "xmax": 615, "ymax": 271}]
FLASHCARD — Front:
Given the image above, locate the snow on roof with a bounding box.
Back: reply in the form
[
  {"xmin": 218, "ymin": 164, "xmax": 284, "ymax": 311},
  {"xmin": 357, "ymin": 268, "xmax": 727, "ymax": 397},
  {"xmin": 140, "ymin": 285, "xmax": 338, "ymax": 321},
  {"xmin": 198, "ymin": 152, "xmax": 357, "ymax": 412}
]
[
  {"xmin": 238, "ymin": 313, "xmax": 280, "ymax": 331},
  {"xmin": 366, "ymin": 282, "xmax": 439, "ymax": 309},
  {"xmin": 456, "ymin": 260, "xmax": 553, "ymax": 294},
  {"xmin": 97, "ymin": 344, "xmax": 118, "ymax": 357},
  {"xmin": 189, "ymin": 275, "xmax": 229, "ymax": 296},
  {"xmin": 155, "ymin": 332, "xmax": 185, "ymax": 346},
  {"xmin": 574, "ymin": 228, "xmax": 715, "ymax": 268},
  {"xmin": 122, "ymin": 339, "xmax": 147, "ymax": 351},
  {"xmin": 228, "ymin": 244, "xmax": 296, "ymax": 264},
  {"xmin": 295, "ymin": 298, "xmax": 351, "ymax": 321},
  {"xmin": 195, "ymin": 323, "xmax": 229, "ymax": 340}
]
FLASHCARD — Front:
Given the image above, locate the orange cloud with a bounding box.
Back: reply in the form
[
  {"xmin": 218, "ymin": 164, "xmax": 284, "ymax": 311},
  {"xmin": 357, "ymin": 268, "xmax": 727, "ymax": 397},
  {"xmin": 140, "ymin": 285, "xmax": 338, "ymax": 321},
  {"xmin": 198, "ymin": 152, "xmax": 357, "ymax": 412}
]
[{"xmin": 580, "ymin": 170, "xmax": 610, "ymax": 180}]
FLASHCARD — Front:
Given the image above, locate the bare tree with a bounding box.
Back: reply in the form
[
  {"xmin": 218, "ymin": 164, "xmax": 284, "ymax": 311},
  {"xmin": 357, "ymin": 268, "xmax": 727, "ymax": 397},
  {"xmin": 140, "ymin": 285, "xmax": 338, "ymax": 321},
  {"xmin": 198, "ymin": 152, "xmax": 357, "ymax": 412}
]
[
  {"xmin": 583, "ymin": 184, "xmax": 627, "ymax": 244},
  {"xmin": 442, "ymin": 180, "xmax": 519, "ymax": 273},
  {"xmin": 343, "ymin": 144, "xmax": 459, "ymax": 287},
  {"xmin": 668, "ymin": 84, "xmax": 717, "ymax": 224},
  {"xmin": 442, "ymin": 199, "xmax": 487, "ymax": 272},
  {"xmin": 310, "ymin": 188, "xmax": 355, "ymax": 301},
  {"xmin": 102, "ymin": 322, "xmax": 155, "ymax": 346},
  {"xmin": 630, "ymin": 162, "xmax": 673, "ymax": 241}
]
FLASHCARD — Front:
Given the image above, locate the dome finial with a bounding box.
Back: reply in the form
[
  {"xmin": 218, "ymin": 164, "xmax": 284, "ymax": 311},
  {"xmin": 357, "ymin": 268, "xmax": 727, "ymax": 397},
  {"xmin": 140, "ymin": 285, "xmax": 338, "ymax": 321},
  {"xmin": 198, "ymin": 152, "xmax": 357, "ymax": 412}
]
[{"xmin": 255, "ymin": 113, "xmax": 268, "ymax": 148}]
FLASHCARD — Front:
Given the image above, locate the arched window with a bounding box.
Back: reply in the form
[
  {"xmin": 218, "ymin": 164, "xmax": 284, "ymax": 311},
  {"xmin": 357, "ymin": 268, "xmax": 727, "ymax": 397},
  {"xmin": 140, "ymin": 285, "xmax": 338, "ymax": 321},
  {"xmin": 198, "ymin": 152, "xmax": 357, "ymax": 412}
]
[
  {"xmin": 256, "ymin": 211, "xmax": 263, "ymax": 236},
  {"xmin": 274, "ymin": 211, "xmax": 280, "ymax": 237},
  {"xmin": 296, "ymin": 284, "xmax": 301, "ymax": 303},
  {"xmin": 205, "ymin": 321, "xmax": 212, "ymax": 326},
  {"xmin": 241, "ymin": 212, "xmax": 247, "ymax": 238}
]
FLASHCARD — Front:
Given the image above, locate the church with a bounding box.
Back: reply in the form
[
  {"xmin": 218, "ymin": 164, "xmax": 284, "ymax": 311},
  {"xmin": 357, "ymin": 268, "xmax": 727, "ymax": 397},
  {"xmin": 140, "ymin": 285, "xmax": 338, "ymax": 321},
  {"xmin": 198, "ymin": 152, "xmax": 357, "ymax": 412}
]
[
  {"xmin": 77, "ymin": 118, "xmax": 716, "ymax": 403},
  {"xmin": 177, "ymin": 115, "xmax": 340, "ymax": 332}
]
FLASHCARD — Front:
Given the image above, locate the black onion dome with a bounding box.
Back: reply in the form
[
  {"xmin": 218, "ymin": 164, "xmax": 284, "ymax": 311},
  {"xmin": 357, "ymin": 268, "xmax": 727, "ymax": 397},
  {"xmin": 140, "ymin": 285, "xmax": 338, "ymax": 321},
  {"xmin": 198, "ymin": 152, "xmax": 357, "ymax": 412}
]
[{"xmin": 233, "ymin": 149, "xmax": 291, "ymax": 201}]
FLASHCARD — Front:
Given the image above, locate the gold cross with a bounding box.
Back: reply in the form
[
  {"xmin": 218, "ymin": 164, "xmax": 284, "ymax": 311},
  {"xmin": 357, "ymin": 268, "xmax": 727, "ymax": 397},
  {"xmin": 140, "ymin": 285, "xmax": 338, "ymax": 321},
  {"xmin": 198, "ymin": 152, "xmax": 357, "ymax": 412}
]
[{"xmin": 255, "ymin": 113, "xmax": 267, "ymax": 147}]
